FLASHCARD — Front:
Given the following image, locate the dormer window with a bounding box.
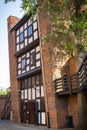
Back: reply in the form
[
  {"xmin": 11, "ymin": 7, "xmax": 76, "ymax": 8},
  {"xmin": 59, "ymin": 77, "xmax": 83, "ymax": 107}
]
[
  {"xmin": 28, "ymin": 25, "xmax": 33, "ymax": 37},
  {"xmin": 20, "ymin": 32, "xmax": 24, "ymax": 43}
]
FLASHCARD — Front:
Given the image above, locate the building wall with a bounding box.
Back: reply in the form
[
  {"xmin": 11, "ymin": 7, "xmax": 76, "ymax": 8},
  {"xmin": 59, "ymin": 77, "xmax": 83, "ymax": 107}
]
[
  {"xmin": 78, "ymin": 93, "xmax": 87, "ymax": 130},
  {"xmin": 0, "ymin": 95, "xmax": 6, "ymax": 119},
  {"xmin": 56, "ymin": 97, "xmax": 68, "ymax": 128},
  {"xmin": 61, "ymin": 56, "xmax": 76, "ymax": 76},
  {"xmin": 51, "ymin": 46, "xmax": 69, "ymax": 80},
  {"xmin": 7, "ymin": 16, "xmax": 20, "ymax": 122},
  {"xmin": 67, "ymin": 57, "xmax": 78, "ymax": 128},
  {"xmin": 59, "ymin": 57, "xmax": 78, "ymax": 128},
  {"xmin": 68, "ymin": 95, "xmax": 78, "ymax": 128}
]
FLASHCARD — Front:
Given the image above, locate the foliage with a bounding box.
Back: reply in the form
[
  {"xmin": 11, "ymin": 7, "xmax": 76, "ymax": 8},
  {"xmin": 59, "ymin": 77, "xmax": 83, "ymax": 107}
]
[
  {"xmin": 4, "ymin": 0, "xmax": 87, "ymax": 56},
  {"xmin": 21, "ymin": 0, "xmax": 38, "ymax": 16},
  {"xmin": 42, "ymin": 0, "xmax": 87, "ymax": 56},
  {"xmin": 0, "ymin": 87, "xmax": 10, "ymax": 95}
]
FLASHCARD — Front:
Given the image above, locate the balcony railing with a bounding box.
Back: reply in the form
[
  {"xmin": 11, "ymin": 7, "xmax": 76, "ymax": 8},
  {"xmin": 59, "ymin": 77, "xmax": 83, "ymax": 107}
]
[
  {"xmin": 54, "ymin": 53, "xmax": 87, "ymax": 96},
  {"xmin": 54, "ymin": 73, "xmax": 79, "ymax": 95},
  {"xmin": 78, "ymin": 55, "xmax": 87, "ymax": 90}
]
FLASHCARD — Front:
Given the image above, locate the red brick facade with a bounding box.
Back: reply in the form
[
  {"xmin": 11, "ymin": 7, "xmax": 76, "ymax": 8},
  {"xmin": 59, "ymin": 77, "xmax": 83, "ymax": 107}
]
[
  {"xmin": 7, "ymin": 16, "xmax": 20, "ymax": 122},
  {"xmin": 38, "ymin": 11, "xmax": 59, "ymax": 128},
  {"xmin": 59, "ymin": 57, "xmax": 78, "ymax": 128}
]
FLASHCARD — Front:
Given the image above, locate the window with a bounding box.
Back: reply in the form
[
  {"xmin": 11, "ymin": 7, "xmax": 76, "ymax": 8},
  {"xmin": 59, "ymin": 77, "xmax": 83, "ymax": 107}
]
[
  {"xmin": 30, "ymin": 52, "xmax": 35, "ymax": 66},
  {"xmin": 30, "ymin": 55, "xmax": 33, "ymax": 65},
  {"xmin": 19, "ymin": 32, "xmax": 24, "ymax": 42},
  {"xmin": 22, "ymin": 58, "xmax": 26, "ymax": 69},
  {"xmin": 22, "ymin": 80, "xmax": 25, "ymax": 89},
  {"xmin": 33, "ymin": 21, "xmax": 37, "ymax": 30},
  {"xmin": 28, "ymin": 25, "xmax": 33, "ymax": 36}
]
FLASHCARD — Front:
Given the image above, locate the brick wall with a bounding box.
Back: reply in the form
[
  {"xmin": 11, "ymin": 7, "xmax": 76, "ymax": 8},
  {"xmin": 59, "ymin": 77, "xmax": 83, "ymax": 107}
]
[
  {"xmin": 68, "ymin": 95, "xmax": 78, "ymax": 128},
  {"xmin": 7, "ymin": 16, "xmax": 20, "ymax": 122},
  {"xmin": 61, "ymin": 56, "xmax": 76, "ymax": 76},
  {"xmin": 56, "ymin": 97, "xmax": 68, "ymax": 128},
  {"xmin": 51, "ymin": 46, "xmax": 69, "ymax": 80},
  {"xmin": 68, "ymin": 57, "xmax": 76, "ymax": 74},
  {"xmin": 78, "ymin": 93, "xmax": 87, "ymax": 130},
  {"xmin": 53, "ymin": 56, "xmax": 78, "ymax": 128},
  {"xmin": 0, "ymin": 95, "xmax": 6, "ymax": 119},
  {"xmin": 38, "ymin": 9, "xmax": 59, "ymax": 128}
]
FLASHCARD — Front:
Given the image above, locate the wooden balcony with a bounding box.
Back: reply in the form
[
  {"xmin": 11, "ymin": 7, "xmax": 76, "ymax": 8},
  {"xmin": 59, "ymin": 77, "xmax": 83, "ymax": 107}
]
[
  {"xmin": 54, "ymin": 53, "xmax": 87, "ymax": 96},
  {"xmin": 54, "ymin": 73, "xmax": 79, "ymax": 96},
  {"xmin": 78, "ymin": 54, "xmax": 87, "ymax": 90}
]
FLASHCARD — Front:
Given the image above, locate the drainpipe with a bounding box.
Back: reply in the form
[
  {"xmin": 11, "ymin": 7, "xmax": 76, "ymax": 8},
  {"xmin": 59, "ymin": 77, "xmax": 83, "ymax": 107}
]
[{"xmin": 37, "ymin": 14, "xmax": 50, "ymax": 128}]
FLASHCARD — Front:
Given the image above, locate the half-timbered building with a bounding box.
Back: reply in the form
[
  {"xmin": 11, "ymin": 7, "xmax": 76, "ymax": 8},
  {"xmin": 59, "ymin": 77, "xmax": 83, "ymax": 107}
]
[{"xmin": 8, "ymin": 14, "xmax": 46, "ymax": 125}]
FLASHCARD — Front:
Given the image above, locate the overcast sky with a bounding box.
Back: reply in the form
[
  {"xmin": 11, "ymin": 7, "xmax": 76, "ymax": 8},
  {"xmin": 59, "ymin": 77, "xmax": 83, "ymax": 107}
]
[{"xmin": 0, "ymin": 0, "xmax": 23, "ymax": 89}]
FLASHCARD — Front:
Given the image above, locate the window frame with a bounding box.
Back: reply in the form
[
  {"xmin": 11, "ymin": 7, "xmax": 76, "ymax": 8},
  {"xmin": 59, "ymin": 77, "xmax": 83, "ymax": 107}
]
[
  {"xmin": 28, "ymin": 25, "xmax": 33, "ymax": 37},
  {"xmin": 19, "ymin": 32, "xmax": 24, "ymax": 43},
  {"xmin": 21, "ymin": 58, "xmax": 26, "ymax": 70},
  {"xmin": 30, "ymin": 51, "xmax": 36, "ymax": 66}
]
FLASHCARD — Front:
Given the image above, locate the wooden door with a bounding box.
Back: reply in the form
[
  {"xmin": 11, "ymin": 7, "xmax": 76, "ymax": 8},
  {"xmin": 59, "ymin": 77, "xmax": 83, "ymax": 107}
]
[{"xmin": 28, "ymin": 101, "xmax": 36, "ymax": 124}]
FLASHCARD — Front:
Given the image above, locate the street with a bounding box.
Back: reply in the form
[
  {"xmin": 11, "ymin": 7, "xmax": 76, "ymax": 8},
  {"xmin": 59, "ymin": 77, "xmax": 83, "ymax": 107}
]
[
  {"xmin": 0, "ymin": 120, "xmax": 59, "ymax": 130},
  {"xmin": 0, "ymin": 120, "xmax": 77, "ymax": 130},
  {"xmin": 0, "ymin": 120, "xmax": 42, "ymax": 130}
]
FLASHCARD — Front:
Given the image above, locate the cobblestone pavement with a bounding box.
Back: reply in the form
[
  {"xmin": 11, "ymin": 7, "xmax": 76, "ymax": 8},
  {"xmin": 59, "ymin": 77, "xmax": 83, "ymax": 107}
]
[{"xmin": 0, "ymin": 120, "xmax": 77, "ymax": 130}]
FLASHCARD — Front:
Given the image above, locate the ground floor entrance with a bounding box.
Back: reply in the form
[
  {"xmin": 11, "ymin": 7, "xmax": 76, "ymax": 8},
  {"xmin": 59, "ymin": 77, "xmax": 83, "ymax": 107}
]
[
  {"xmin": 21, "ymin": 101, "xmax": 36, "ymax": 124},
  {"xmin": 20, "ymin": 73, "xmax": 46, "ymax": 125}
]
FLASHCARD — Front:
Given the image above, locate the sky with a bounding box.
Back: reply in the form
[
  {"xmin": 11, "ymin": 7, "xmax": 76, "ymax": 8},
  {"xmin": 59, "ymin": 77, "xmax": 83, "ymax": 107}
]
[{"xmin": 0, "ymin": 0, "xmax": 23, "ymax": 89}]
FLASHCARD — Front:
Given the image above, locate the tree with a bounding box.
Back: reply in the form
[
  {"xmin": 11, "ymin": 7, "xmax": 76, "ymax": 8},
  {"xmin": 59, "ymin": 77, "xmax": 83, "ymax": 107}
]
[
  {"xmin": 5, "ymin": 0, "xmax": 87, "ymax": 57},
  {"xmin": 0, "ymin": 86, "xmax": 10, "ymax": 95},
  {"xmin": 38, "ymin": 0, "xmax": 87, "ymax": 57}
]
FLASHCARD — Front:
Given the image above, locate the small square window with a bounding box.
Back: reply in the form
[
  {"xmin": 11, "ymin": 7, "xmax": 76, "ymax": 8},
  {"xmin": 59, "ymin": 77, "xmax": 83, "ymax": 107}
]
[
  {"xmin": 22, "ymin": 58, "xmax": 26, "ymax": 69},
  {"xmin": 24, "ymin": 23, "xmax": 27, "ymax": 29},
  {"xmin": 16, "ymin": 29, "xmax": 19, "ymax": 36},
  {"xmin": 19, "ymin": 32, "xmax": 24, "ymax": 43},
  {"xmin": 28, "ymin": 37, "xmax": 33, "ymax": 44},
  {"xmin": 33, "ymin": 21, "xmax": 37, "ymax": 30},
  {"xmin": 28, "ymin": 25, "xmax": 33, "ymax": 37},
  {"xmin": 24, "ymin": 30, "xmax": 27, "ymax": 37},
  {"xmin": 34, "ymin": 31, "xmax": 38, "ymax": 40},
  {"xmin": 17, "ymin": 44, "xmax": 19, "ymax": 51},
  {"xmin": 16, "ymin": 36, "xmax": 19, "ymax": 43},
  {"xmin": 25, "ymin": 38, "xmax": 27, "ymax": 46}
]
